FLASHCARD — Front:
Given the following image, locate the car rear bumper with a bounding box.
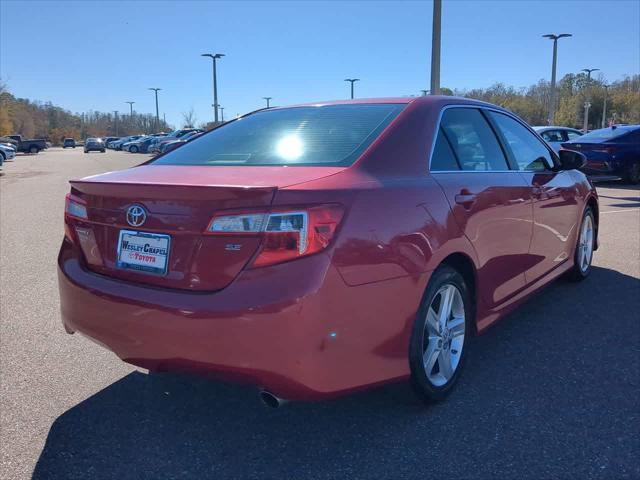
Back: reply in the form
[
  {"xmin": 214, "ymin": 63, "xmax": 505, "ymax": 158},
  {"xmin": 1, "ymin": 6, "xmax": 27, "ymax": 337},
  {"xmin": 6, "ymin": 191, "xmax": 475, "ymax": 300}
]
[{"xmin": 58, "ymin": 239, "xmax": 423, "ymax": 400}]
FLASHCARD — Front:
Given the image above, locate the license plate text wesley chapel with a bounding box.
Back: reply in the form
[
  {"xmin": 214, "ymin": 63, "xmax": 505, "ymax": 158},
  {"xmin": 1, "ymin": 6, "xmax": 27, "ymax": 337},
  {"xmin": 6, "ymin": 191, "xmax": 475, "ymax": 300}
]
[
  {"xmin": 121, "ymin": 239, "xmax": 168, "ymax": 261},
  {"xmin": 117, "ymin": 231, "xmax": 170, "ymax": 274}
]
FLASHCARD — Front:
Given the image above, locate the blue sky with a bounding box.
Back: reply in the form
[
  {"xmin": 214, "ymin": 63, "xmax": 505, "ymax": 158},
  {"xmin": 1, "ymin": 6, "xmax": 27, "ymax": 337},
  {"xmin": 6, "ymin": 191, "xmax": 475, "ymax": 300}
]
[{"xmin": 1, "ymin": 0, "xmax": 638, "ymax": 128}]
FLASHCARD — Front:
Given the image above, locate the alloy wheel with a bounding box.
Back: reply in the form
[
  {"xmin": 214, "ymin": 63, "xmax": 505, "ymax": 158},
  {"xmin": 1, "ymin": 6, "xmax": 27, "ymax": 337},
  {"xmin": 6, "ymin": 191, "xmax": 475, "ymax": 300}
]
[
  {"xmin": 422, "ymin": 284, "xmax": 465, "ymax": 387},
  {"xmin": 578, "ymin": 214, "xmax": 594, "ymax": 272}
]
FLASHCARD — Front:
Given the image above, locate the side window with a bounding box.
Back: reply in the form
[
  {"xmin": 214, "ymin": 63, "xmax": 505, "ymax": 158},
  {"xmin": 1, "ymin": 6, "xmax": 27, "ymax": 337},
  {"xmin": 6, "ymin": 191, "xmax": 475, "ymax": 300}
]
[
  {"xmin": 440, "ymin": 108, "xmax": 509, "ymax": 171},
  {"xmin": 541, "ymin": 130, "xmax": 563, "ymax": 142},
  {"xmin": 566, "ymin": 130, "xmax": 582, "ymax": 140},
  {"xmin": 430, "ymin": 127, "xmax": 460, "ymax": 171},
  {"xmin": 489, "ymin": 112, "xmax": 553, "ymax": 171}
]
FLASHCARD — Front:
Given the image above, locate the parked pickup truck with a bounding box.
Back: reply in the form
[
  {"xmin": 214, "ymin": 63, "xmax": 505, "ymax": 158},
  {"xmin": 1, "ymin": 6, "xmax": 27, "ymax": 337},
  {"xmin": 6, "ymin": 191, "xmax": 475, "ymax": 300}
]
[{"xmin": 7, "ymin": 135, "xmax": 47, "ymax": 154}]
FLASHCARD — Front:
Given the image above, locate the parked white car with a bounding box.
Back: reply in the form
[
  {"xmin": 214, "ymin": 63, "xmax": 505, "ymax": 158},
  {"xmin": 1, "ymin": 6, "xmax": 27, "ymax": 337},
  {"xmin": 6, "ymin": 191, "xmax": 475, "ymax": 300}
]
[
  {"xmin": 532, "ymin": 126, "xmax": 583, "ymax": 153},
  {"xmin": 0, "ymin": 143, "xmax": 16, "ymax": 167}
]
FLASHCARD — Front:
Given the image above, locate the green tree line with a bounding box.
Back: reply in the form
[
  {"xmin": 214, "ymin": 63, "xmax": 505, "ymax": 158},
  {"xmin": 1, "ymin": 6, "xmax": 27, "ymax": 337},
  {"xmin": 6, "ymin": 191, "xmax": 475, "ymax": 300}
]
[
  {"xmin": 1, "ymin": 74, "xmax": 638, "ymax": 145},
  {"xmin": 453, "ymin": 73, "xmax": 639, "ymax": 128},
  {"xmin": 0, "ymin": 82, "xmax": 172, "ymax": 144}
]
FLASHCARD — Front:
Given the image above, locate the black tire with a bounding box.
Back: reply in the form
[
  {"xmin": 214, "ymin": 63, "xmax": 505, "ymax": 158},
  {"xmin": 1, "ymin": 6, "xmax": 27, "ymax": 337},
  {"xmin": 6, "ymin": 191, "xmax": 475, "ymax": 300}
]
[
  {"xmin": 624, "ymin": 161, "xmax": 640, "ymax": 184},
  {"xmin": 129, "ymin": 145, "xmax": 138, "ymax": 153},
  {"xmin": 567, "ymin": 207, "xmax": 595, "ymax": 281},
  {"xmin": 409, "ymin": 265, "xmax": 472, "ymax": 403},
  {"xmin": 101, "ymin": 149, "xmax": 106, "ymax": 153},
  {"xmin": 84, "ymin": 150, "xmax": 89, "ymax": 154},
  {"xmin": 29, "ymin": 146, "xmax": 38, "ymax": 154}
]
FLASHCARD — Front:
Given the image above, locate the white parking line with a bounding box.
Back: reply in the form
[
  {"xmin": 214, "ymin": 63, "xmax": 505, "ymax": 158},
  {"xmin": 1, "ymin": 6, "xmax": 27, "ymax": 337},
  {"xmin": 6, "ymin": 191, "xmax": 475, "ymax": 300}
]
[{"xmin": 601, "ymin": 209, "xmax": 640, "ymax": 214}]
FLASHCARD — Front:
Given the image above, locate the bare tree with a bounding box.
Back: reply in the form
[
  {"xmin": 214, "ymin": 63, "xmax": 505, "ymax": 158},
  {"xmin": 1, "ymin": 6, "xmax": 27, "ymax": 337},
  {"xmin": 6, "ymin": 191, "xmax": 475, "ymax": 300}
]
[{"xmin": 182, "ymin": 108, "xmax": 197, "ymax": 128}]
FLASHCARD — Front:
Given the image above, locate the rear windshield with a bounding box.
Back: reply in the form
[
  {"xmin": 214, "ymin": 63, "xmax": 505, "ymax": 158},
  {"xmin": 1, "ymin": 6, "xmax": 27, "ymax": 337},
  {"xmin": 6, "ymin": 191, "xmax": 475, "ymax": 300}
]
[
  {"xmin": 576, "ymin": 127, "xmax": 637, "ymax": 142},
  {"xmin": 153, "ymin": 104, "xmax": 405, "ymax": 167}
]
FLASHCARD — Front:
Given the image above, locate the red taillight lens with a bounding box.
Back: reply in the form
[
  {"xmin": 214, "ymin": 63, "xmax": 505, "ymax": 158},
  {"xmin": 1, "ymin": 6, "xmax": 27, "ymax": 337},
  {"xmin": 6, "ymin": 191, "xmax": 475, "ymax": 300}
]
[
  {"xmin": 64, "ymin": 193, "xmax": 88, "ymax": 243},
  {"xmin": 65, "ymin": 193, "xmax": 88, "ymax": 220},
  {"xmin": 207, "ymin": 205, "xmax": 344, "ymax": 267}
]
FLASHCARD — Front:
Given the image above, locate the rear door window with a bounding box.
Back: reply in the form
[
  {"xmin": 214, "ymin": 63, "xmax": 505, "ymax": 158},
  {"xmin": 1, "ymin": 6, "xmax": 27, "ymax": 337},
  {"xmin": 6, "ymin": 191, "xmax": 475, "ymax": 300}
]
[
  {"xmin": 566, "ymin": 130, "xmax": 582, "ymax": 140},
  {"xmin": 430, "ymin": 128, "xmax": 460, "ymax": 171},
  {"xmin": 541, "ymin": 130, "xmax": 563, "ymax": 142},
  {"xmin": 439, "ymin": 108, "xmax": 509, "ymax": 171},
  {"xmin": 488, "ymin": 111, "xmax": 553, "ymax": 171}
]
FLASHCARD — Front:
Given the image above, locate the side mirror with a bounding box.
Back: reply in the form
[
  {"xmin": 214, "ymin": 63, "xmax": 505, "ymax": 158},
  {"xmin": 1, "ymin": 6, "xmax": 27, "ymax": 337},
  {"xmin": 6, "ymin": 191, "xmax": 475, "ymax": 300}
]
[{"xmin": 558, "ymin": 149, "xmax": 587, "ymax": 171}]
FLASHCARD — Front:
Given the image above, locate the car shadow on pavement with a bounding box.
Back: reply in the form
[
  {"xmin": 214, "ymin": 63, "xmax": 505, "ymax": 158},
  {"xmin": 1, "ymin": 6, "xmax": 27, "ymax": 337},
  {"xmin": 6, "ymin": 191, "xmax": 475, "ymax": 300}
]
[{"xmin": 33, "ymin": 266, "xmax": 640, "ymax": 479}]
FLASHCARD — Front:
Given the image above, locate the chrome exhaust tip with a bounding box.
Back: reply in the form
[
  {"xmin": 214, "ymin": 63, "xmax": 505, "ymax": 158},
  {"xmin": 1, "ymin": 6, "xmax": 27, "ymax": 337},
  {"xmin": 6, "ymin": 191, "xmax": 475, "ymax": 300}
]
[{"xmin": 259, "ymin": 390, "xmax": 288, "ymax": 408}]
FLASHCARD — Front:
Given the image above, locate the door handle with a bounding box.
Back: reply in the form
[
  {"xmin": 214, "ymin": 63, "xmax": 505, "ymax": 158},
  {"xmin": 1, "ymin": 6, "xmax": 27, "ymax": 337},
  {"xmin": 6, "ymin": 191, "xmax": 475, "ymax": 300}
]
[{"xmin": 455, "ymin": 192, "xmax": 477, "ymax": 207}]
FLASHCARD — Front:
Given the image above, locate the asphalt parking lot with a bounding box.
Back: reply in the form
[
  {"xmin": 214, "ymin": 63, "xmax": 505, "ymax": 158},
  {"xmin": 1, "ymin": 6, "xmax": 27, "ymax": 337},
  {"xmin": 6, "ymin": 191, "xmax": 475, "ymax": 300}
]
[{"xmin": 1, "ymin": 148, "xmax": 639, "ymax": 479}]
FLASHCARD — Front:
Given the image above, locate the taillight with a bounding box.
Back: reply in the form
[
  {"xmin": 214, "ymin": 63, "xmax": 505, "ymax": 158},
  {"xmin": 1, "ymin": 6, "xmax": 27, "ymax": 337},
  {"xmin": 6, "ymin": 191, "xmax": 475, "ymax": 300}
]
[
  {"xmin": 206, "ymin": 205, "xmax": 344, "ymax": 267},
  {"xmin": 65, "ymin": 193, "xmax": 88, "ymax": 220},
  {"xmin": 64, "ymin": 193, "xmax": 88, "ymax": 243}
]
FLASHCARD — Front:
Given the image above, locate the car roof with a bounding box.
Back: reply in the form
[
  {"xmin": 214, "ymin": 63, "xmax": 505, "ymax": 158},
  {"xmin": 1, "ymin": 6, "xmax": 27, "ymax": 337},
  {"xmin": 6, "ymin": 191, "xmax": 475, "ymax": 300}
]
[
  {"xmin": 532, "ymin": 126, "xmax": 580, "ymax": 131},
  {"xmin": 269, "ymin": 95, "xmax": 497, "ymax": 110}
]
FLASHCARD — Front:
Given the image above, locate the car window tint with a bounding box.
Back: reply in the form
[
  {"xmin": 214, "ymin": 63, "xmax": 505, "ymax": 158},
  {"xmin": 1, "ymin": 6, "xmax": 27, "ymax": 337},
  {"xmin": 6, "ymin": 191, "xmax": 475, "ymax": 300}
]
[
  {"xmin": 566, "ymin": 130, "xmax": 582, "ymax": 140},
  {"xmin": 440, "ymin": 108, "xmax": 508, "ymax": 171},
  {"xmin": 541, "ymin": 130, "xmax": 563, "ymax": 142},
  {"xmin": 430, "ymin": 128, "xmax": 460, "ymax": 171},
  {"xmin": 489, "ymin": 112, "xmax": 553, "ymax": 171},
  {"xmin": 153, "ymin": 104, "xmax": 405, "ymax": 167}
]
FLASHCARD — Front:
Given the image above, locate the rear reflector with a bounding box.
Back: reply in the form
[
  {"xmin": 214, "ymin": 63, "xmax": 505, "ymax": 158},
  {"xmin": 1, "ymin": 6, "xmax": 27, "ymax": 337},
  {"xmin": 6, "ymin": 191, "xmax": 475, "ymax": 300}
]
[{"xmin": 207, "ymin": 205, "xmax": 344, "ymax": 267}]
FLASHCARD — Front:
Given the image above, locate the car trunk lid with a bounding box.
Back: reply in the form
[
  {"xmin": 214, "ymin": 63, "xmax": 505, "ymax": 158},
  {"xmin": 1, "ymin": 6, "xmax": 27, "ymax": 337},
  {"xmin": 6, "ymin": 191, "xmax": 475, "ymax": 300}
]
[{"xmin": 68, "ymin": 165, "xmax": 343, "ymax": 291}]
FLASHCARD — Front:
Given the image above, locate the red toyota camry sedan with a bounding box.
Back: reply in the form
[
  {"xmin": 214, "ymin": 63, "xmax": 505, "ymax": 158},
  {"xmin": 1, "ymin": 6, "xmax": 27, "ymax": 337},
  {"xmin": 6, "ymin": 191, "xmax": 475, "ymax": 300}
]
[{"xmin": 58, "ymin": 97, "xmax": 598, "ymax": 406}]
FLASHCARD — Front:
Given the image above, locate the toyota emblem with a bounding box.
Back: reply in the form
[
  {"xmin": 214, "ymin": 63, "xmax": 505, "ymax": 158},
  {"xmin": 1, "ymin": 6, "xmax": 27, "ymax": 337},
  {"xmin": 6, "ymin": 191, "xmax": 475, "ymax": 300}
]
[{"xmin": 126, "ymin": 205, "xmax": 147, "ymax": 227}]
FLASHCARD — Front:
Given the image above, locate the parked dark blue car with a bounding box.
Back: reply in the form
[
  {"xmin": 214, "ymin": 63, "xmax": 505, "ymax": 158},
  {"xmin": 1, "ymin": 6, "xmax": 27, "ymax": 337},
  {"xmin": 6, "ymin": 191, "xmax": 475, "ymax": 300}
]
[{"xmin": 562, "ymin": 125, "xmax": 640, "ymax": 184}]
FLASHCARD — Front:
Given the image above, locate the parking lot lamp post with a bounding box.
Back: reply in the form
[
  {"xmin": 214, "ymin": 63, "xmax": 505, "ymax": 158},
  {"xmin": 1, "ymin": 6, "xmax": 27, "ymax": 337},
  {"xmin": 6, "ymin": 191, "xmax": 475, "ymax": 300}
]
[
  {"xmin": 430, "ymin": 0, "xmax": 441, "ymax": 95},
  {"xmin": 581, "ymin": 68, "xmax": 599, "ymax": 130},
  {"xmin": 148, "ymin": 88, "xmax": 161, "ymax": 131},
  {"xmin": 543, "ymin": 33, "xmax": 572, "ymax": 125},
  {"xmin": 421, "ymin": 90, "xmax": 430, "ymax": 96},
  {"xmin": 263, "ymin": 97, "xmax": 272, "ymax": 108},
  {"xmin": 125, "ymin": 101, "xmax": 135, "ymax": 117},
  {"xmin": 113, "ymin": 111, "xmax": 119, "ymax": 136},
  {"xmin": 581, "ymin": 68, "xmax": 600, "ymax": 82},
  {"xmin": 220, "ymin": 107, "xmax": 225, "ymax": 122},
  {"xmin": 583, "ymin": 101, "xmax": 591, "ymax": 133},
  {"xmin": 201, "ymin": 53, "xmax": 225, "ymax": 123},
  {"xmin": 344, "ymin": 79, "xmax": 360, "ymax": 99},
  {"xmin": 601, "ymin": 84, "xmax": 609, "ymax": 128}
]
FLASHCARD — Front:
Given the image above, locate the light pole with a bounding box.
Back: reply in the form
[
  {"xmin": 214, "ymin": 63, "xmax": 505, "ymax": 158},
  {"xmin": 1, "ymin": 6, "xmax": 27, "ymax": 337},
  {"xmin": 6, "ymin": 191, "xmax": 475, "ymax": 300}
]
[
  {"xmin": 263, "ymin": 97, "xmax": 272, "ymax": 108},
  {"xmin": 201, "ymin": 53, "xmax": 225, "ymax": 123},
  {"xmin": 344, "ymin": 78, "xmax": 360, "ymax": 99},
  {"xmin": 220, "ymin": 107, "xmax": 225, "ymax": 122},
  {"xmin": 543, "ymin": 33, "xmax": 572, "ymax": 125},
  {"xmin": 430, "ymin": 0, "xmax": 442, "ymax": 95},
  {"xmin": 583, "ymin": 101, "xmax": 591, "ymax": 133},
  {"xmin": 582, "ymin": 68, "xmax": 600, "ymax": 81},
  {"xmin": 581, "ymin": 68, "xmax": 599, "ymax": 131},
  {"xmin": 148, "ymin": 88, "xmax": 161, "ymax": 131},
  {"xmin": 421, "ymin": 89, "xmax": 430, "ymax": 96},
  {"xmin": 601, "ymin": 84, "xmax": 609, "ymax": 128},
  {"xmin": 113, "ymin": 111, "xmax": 119, "ymax": 136},
  {"xmin": 125, "ymin": 101, "xmax": 135, "ymax": 117}
]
